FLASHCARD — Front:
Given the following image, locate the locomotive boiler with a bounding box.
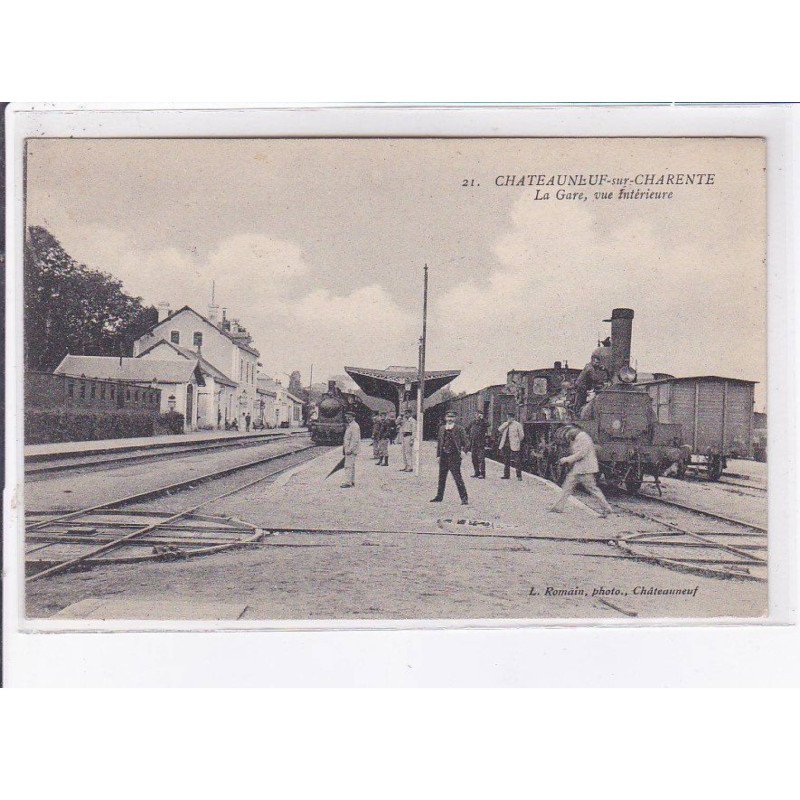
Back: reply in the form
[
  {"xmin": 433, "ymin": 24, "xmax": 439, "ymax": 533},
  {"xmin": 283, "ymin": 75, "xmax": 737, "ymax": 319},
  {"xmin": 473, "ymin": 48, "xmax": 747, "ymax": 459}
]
[
  {"xmin": 523, "ymin": 308, "xmax": 686, "ymax": 493},
  {"xmin": 309, "ymin": 381, "xmax": 372, "ymax": 445}
]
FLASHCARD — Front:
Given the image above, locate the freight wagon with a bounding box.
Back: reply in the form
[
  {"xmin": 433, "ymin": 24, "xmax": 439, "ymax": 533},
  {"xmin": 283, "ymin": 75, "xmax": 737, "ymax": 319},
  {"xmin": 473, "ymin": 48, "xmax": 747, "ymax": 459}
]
[
  {"xmin": 445, "ymin": 384, "xmax": 515, "ymax": 444},
  {"xmin": 640, "ymin": 376, "xmax": 756, "ymax": 480}
]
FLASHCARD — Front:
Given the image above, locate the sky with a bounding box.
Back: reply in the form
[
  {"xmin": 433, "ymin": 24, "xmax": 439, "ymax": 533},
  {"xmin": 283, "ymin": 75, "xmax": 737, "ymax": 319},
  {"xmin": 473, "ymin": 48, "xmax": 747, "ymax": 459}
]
[{"xmin": 25, "ymin": 137, "xmax": 767, "ymax": 409}]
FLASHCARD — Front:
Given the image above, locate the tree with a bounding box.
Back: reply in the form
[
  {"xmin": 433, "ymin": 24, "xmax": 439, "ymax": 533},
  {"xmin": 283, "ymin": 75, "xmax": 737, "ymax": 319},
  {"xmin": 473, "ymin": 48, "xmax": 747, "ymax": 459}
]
[{"xmin": 24, "ymin": 226, "xmax": 158, "ymax": 371}]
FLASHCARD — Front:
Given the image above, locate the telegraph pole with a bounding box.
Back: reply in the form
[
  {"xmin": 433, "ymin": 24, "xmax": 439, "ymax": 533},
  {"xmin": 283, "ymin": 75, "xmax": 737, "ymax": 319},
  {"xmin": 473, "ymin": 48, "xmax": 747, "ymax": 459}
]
[{"xmin": 414, "ymin": 264, "xmax": 428, "ymax": 476}]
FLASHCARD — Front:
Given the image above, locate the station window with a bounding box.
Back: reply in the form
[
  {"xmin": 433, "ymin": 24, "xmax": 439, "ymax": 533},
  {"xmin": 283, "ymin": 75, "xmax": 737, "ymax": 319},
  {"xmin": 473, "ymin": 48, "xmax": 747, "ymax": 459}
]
[
  {"xmin": 126, "ymin": 389, "xmax": 131, "ymax": 401},
  {"xmin": 100, "ymin": 385, "xmax": 106, "ymax": 399},
  {"xmin": 134, "ymin": 390, "xmax": 140, "ymax": 401},
  {"xmin": 67, "ymin": 382, "xmax": 74, "ymax": 397},
  {"xmin": 80, "ymin": 383, "xmax": 86, "ymax": 398},
  {"xmin": 90, "ymin": 384, "xmax": 96, "ymax": 399},
  {"xmin": 110, "ymin": 386, "xmax": 115, "ymax": 399},
  {"xmin": 193, "ymin": 332, "xmax": 203, "ymax": 348},
  {"xmin": 170, "ymin": 331, "xmax": 180, "ymax": 344}
]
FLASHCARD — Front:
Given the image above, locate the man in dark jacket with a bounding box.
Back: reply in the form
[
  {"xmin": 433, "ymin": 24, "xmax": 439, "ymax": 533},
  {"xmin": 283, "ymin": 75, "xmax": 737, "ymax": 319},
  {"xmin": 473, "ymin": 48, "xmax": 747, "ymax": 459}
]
[
  {"xmin": 431, "ymin": 410, "xmax": 470, "ymax": 505},
  {"xmin": 574, "ymin": 350, "xmax": 610, "ymax": 413},
  {"xmin": 466, "ymin": 412, "xmax": 488, "ymax": 478},
  {"xmin": 371, "ymin": 413, "xmax": 381, "ymax": 461},
  {"xmin": 376, "ymin": 411, "xmax": 390, "ymax": 466}
]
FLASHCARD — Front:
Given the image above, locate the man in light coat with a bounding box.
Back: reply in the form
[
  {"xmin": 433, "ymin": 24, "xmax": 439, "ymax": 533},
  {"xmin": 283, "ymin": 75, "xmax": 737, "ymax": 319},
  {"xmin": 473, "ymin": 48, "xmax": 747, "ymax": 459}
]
[
  {"xmin": 498, "ymin": 409, "xmax": 525, "ymax": 480},
  {"xmin": 341, "ymin": 411, "xmax": 361, "ymax": 488},
  {"xmin": 398, "ymin": 409, "xmax": 417, "ymax": 472},
  {"xmin": 549, "ymin": 426, "xmax": 613, "ymax": 516}
]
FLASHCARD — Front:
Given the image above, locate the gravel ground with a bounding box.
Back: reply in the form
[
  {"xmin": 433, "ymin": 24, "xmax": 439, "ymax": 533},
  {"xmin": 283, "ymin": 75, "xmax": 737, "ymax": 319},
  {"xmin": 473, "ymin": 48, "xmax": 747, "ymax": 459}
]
[{"xmin": 25, "ymin": 443, "xmax": 769, "ymax": 621}]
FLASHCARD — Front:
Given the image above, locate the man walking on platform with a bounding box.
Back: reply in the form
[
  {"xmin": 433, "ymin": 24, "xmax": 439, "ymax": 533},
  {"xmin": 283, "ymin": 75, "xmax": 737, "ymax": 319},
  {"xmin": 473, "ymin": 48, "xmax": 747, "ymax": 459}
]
[
  {"xmin": 549, "ymin": 426, "xmax": 614, "ymax": 517},
  {"xmin": 467, "ymin": 411, "xmax": 488, "ymax": 478},
  {"xmin": 431, "ymin": 410, "xmax": 469, "ymax": 505},
  {"xmin": 398, "ymin": 409, "xmax": 417, "ymax": 472},
  {"xmin": 498, "ymin": 409, "xmax": 525, "ymax": 480},
  {"xmin": 340, "ymin": 411, "xmax": 361, "ymax": 488}
]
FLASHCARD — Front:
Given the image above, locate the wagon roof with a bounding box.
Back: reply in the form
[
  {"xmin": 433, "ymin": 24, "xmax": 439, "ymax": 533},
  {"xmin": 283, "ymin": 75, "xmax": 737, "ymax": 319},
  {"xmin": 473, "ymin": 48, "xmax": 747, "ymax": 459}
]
[{"xmin": 638, "ymin": 375, "xmax": 758, "ymax": 386}]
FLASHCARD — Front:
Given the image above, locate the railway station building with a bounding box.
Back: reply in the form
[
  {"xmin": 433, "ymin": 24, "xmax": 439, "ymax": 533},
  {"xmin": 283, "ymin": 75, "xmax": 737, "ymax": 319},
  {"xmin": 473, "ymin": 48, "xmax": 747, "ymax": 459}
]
[
  {"xmin": 132, "ymin": 302, "xmax": 260, "ymax": 430},
  {"xmin": 53, "ymin": 354, "xmax": 211, "ymax": 430},
  {"xmin": 135, "ymin": 339, "xmax": 238, "ymax": 429},
  {"xmin": 257, "ymin": 375, "xmax": 304, "ymax": 428}
]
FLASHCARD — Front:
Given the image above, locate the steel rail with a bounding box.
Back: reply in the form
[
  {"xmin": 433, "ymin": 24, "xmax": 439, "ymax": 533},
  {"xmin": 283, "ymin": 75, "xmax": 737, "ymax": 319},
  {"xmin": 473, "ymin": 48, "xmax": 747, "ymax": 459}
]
[
  {"xmin": 611, "ymin": 503, "xmax": 766, "ymax": 564},
  {"xmin": 26, "ymin": 446, "xmax": 320, "ymax": 582},
  {"xmin": 25, "ymin": 432, "xmax": 302, "ymax": 475},
  {"xmin": 25, "ymin": 443, "xmax": 318, "ymax": 533},
  {"xmin": 631, "ymin": 491, "xmax": 767, "ymax": 534}
]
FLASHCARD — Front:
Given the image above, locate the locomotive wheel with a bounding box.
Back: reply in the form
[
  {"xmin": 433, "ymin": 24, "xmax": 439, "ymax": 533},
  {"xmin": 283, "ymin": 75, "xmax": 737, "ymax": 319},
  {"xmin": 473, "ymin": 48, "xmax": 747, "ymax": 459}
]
[
  {"xmin": 624, "ymin": 476, "xmax": 642, "ymax": 495},
  {"xmin": 624, "ymin": 464, "xmax": 643, "ymax": 495},
  {"xmin": 706, "ymin": 456, "xmax": 724, "ymax": 482}
]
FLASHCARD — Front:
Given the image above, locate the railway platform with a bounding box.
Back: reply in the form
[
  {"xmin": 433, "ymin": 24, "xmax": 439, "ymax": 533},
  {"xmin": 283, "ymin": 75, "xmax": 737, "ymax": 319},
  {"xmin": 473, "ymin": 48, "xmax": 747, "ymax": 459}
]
[
  {"xmin": 248, "ymin": 440, "xmax": 604, "ymax": 537},
  {"xmin": 25, "ymin": 427, "xmax": 308, "ymax": 462}
]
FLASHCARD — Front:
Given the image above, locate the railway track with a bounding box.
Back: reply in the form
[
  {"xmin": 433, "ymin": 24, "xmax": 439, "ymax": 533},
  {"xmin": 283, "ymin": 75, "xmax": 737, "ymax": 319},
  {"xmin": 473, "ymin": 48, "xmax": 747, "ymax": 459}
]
[
  {"xmin": 670, "ymin": 473, "xmax": 767, "ymax": 494},
  {"xmin": 487, "ymin": 454, "xmax": 768, "ymax": 582},
  {"xmin": 25, "ymin": 430, "xmax": 306, "ymax": 476},
  {"xmin": 25, "ymin": 442, "xmax": 323, "ymax": 582},
  {"xmin": 608, "ymin": 492, "xmax": 767, "ymax": 582}
]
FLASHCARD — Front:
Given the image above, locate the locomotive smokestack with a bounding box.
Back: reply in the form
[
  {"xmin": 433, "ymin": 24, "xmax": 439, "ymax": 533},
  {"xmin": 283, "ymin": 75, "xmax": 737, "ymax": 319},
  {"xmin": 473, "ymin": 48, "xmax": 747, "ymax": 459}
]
[
  {"xmin": 606, "ymin": 308, "xmax": 634, "ymax": 380},
  {"xmin": 328, "ymin": 380, "xmax": 337, "ymax": 393}
]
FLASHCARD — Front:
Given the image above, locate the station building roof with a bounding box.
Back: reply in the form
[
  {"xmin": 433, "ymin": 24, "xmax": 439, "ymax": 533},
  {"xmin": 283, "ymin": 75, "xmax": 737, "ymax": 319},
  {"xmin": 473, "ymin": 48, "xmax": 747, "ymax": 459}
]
[
  {"xmin": 136, "ymin": 339, "xmax": 237, "ymax": 387},
  {"xmin": 54, "ymin": 354, "xmax": 205, "ymax": 385}
]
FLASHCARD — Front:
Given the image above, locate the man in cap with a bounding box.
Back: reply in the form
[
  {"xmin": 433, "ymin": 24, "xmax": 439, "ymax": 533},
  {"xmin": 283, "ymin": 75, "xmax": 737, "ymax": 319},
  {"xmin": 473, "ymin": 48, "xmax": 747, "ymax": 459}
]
[
  {"xmin": 431, "ymin": 410, "xmax": 470, "ymax": 505},
  {"xmin": 498, "ymin": 409, "xmax": 525, "ymax": 480},
  {"xmin": 549, "ymin": 426, "xmax": 613, "ymax": 517},
  {"xmin": 340, "ymin": 411, "xmax": 361, "ymax": 488},
  {"xmin": 376, "ymin": 411, "xmax": 390, "ymax": 466},
  {"xmin": 574, "ymin": 350, "xmax": 610, "ymax": 413},
  {"xmin": 466, "ymin": 411, "xmax": 488, "ymax": 478},
  {"xmin": 398, "ymin": 408, "xmax": 417, "ymax": 472}
]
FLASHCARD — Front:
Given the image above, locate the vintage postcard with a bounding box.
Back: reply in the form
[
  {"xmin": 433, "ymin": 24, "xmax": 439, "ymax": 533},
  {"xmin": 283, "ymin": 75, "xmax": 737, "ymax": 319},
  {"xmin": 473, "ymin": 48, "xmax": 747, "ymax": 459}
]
[{"xmin": 9, "ymin": 118, "xmax": 776, "ymax": 625}]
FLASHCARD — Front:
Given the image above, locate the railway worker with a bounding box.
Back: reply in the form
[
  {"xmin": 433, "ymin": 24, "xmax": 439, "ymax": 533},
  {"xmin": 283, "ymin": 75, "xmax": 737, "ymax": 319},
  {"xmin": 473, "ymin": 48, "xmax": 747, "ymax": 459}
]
[
  {"xmin": 498, "ymin": 410, "xmax": 525, "ymax": 480},
  {"xmin": 371, "ymin": 412, "xmax": 381, "ymax": 460},
  {"xmin": 549, "ymin": 426, "xmax": 614, "ymax": 518},
  {"xmin": 466, "ymin": 411, "xmax": 488, "ymax": 478},
  {"xmin": 574, "ymin": 351, "xmax": 610, "ymax": 413},
  {"xmin": 340, "ymin": 411, "xmax": 361, "ymax": 488},
  {"xmin": 398, "ymin": 409, "xmax": 417, "ymax": 472},
  {"xmin": 430, "ymin": 410, "xmax": 470, "ymax": 505},
  {"xmin": 377, "ymin": 411, "xmax": 390, "ymax": 466},
  {"xmin": 388, "ymin": 414, "xmax": 399, "ymax": 446},
  {"xmin": 245, "ymin": 412, "xmax": 251, "ymax": 432}
]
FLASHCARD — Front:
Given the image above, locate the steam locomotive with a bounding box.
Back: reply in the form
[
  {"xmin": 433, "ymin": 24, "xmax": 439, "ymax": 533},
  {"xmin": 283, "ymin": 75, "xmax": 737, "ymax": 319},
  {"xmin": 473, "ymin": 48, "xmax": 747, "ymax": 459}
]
[
  {"xmin": 444, "ymin": 309, "xmax": 687, "ymax": 494},
  {"xmin": 309, "ymin": 381, "xmax": 373, "ymax": 445}
]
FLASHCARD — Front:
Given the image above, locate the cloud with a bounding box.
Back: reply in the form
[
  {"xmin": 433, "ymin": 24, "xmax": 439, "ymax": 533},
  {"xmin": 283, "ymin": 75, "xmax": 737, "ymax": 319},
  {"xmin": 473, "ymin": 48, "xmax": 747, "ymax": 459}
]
[
  {"xmin": 433, "ymin": 193, "xmax": 766, "ymax": 397},
  {"xmin": 36, "ymin": 221, "xmax": 417, "ymax": 381}
]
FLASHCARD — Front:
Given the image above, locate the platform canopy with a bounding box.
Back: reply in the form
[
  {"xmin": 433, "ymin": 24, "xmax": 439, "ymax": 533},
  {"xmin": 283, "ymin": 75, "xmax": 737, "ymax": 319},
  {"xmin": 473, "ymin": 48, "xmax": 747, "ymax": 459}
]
[{"xmin": 344, "ymin": 365, "xmax": 461, "ymax": 410}]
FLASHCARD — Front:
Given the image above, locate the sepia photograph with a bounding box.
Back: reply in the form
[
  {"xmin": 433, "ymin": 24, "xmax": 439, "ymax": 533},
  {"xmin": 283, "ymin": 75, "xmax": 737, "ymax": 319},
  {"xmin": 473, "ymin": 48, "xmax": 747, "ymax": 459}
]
[{"xmin": 15, "ymin": 131, "xmax": 769, "ymax": 624}]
